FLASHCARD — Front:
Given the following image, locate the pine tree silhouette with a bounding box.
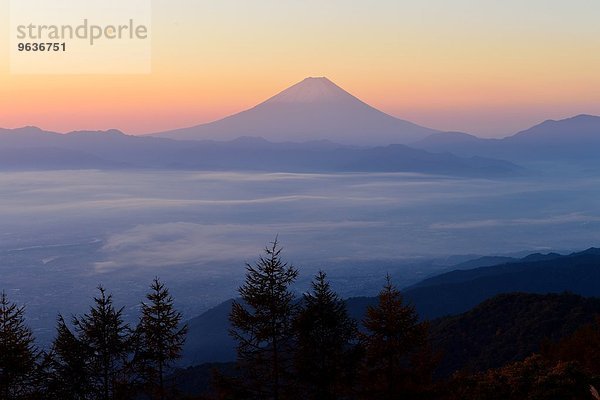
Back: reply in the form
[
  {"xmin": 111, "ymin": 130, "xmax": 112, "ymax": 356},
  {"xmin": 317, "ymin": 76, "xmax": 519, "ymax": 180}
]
[
  {"xmin": 72, "ymin": 286, "xmax": 131, "ymax": 400},
  {"xmin": 360, "ymin": 275, "xmax": 429, "ymax": 399},
  {"xmin": 46, "ymin": 315, "xmax": 95, "ymax": 399},
  {"xmin": 134, "ymin": 277, "xmax": 188, "ymax": 400},
  {"xmin": 229, "ymin": 238, "xmax": 299, "ymax": 400},
  {"xmin": 294, "ymin": 271, "xmax": 359, "ymax": 400},
  {"xmin": 0, "ymin": 291, "xmax": 39, "ymax": 400}
]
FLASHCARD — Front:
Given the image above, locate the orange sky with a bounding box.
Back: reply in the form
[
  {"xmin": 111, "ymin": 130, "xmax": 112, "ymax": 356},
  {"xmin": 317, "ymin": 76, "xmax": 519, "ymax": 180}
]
[{"xmin": 1, "ymin": 0, "xmax": 599, "ymax": 137}]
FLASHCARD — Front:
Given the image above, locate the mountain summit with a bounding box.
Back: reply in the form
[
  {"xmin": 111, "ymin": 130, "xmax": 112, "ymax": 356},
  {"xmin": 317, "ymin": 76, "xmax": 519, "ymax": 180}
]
[
  {"xmin": 263, "ymin": 77, "xmax": 362, "ymax": 104},
  {"xmin": 509, "ymin": 114, "xmax": 600, "ymax": 143},
  {"xmin": 151, "ymin": 77, "xmax": 438, "ymax": 145}
]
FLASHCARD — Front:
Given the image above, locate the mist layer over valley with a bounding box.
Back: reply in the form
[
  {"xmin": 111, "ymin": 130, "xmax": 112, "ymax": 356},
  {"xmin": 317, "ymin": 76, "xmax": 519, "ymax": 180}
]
[{"xmin": 2, "ymin": 169, "xmax": 600, "ymax": 344}]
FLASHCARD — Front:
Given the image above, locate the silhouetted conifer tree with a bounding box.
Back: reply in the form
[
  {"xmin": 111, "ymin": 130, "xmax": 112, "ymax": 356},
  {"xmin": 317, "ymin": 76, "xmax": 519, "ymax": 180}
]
[
  {"xmin": 72, "ymin": 286, "xmax": 132, "ymax": 400},
  {"xmin": 293, "ymin": 271, "xmax": 359, "ymax": 400},
  {"xmin": 0, "ymin": 291, "xmax": 39, "ymax": 400},
  {"xmin": 134, "ymin": 277, "xmax": 188, "ymax": 400},
  {"xmin": 43, "ymin": 315, "xmax": 95, "ymax": 400},
  {"xmin": 229, "ymin": 239, "xmax": 299, "ymax": 400},
  {"xmin": 360, "ymin": 275, "xmax": 429, "ymax": 400}
]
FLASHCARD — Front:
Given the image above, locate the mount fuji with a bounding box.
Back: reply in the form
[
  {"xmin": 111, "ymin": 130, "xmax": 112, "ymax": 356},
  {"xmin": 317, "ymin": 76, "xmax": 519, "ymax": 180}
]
[{"xmin": 151, "ymin": 77, "xmax": 439, "ymax": 145}]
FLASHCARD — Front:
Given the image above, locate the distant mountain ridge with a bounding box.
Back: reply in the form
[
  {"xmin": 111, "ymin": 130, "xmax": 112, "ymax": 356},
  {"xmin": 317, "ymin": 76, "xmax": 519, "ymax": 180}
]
[
  {"xmin": 404, "ymin": 247, "xmax": 600, "ymax": 319},
  {"xmin": 150, "ymin": 77, "xmax": 439, "ymax": 145},
  {"xmin": 3, "ymin": 106, "xmax": 599, "ymax": 172},
  {"xmin": 511, "ymin": 114, "xmax": 600, "ymax": 143},
  {"xmin": 0, "ymin": 127, "xmax": 521, "ymax": 176},
  {"xmin": 406, "ymin": 252, "xmax": 563, "ymax": 291},
  {"xmin": 412, "ymin": 114, "xmax": 600, "ymax": 167}
]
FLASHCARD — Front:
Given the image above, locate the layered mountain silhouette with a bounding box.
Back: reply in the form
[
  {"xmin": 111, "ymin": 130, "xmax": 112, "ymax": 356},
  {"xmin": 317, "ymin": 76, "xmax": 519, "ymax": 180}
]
[
  {"xmin": 0, "ymin": 126, "xmax": 520, "ymax": 176},
  {"xmin": 2, "ymin": 80, "xmax": 598, "ymax": 172},
  {"xmin": 151, "ymin": 77, "xmax": 439, "ymax": 145},
  {"xmin": 413, "ymin": 114, "xmax": 600, "ymax": 166},
  {"xmin": 511, "ymin": 114, "xmax": 600, "ymax": 144}
]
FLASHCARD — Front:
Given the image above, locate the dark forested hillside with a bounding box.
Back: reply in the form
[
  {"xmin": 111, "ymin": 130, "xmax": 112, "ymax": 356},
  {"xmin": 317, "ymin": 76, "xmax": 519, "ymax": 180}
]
[
  {"xmin": 430, "ymin": 292, "xmax": 600, "ymax": 376},
  {"xmin": 181, "ymin": 248, "xmax": 600, "ymax": 366},
  {"xmin": 5, "ymin": 245, "xmax": 600, "ymax": 399},
  {"xmin": 173, "ymin": 292, "xmax": 600, "ymax": 398}
]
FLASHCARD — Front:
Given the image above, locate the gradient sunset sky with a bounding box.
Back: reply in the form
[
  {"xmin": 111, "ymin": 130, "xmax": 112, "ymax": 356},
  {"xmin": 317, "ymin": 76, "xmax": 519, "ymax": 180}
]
[{"xmin": 1, "ymin": 0, "xmax": 599, "ymax": 137}]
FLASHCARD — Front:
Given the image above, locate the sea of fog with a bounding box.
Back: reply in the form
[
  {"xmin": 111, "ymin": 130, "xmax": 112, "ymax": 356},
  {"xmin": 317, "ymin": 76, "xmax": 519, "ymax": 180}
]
[{"xmin": 1, "ymin": 170, "xmax": 600, "ymax": 343}]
